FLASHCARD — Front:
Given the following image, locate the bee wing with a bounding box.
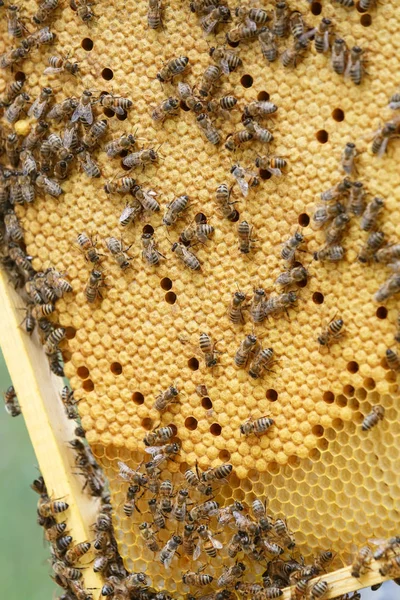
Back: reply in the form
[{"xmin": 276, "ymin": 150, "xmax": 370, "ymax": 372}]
[
  {"xmin": 236, "ymin": 176, "xmax": 249, "ymax": 197},
  {"xmin": 163, "ymin": 551, "xmax": 174, "ymax": 569},
  {"xmin": 144, "ymin": 446, "xmax": 162, "ymax": 456},
  {"xmin": 377, "ymin": 137, "xmax": 389, "ymax": 159},
  {"xmin": 71, "ymin": 102, "xmax": 93, "ymax": 124},
  {"xmin": 43, "ymin": 66, "xmax": 64, "ymax": 74},
  {"xmin": 369, "ymin": 538, "xmax": 386, "ymax": 546},
  {"xmin": 211, "ymin": 537, "xmax": 223, "ymax": 550},
  {"xmin": 110, "ymin": 105, "xmax": 125, "ymax": 116},
  {"xmin": 119, "ymin": 206, "xmax": 135, "ymax": 224},
  {"xmin": 63, "ymin": 126, "xmax": 75, "ymax": 149},
  {"xmin": 323, "ymin": 31, "xmax": 330, "ymax": 53},
  {"xmin": 193, "ymin": 539, "xmax": 202, "ymax": 561},
  {"xmin": 268, "ymin": 167, "xmax": 282, "ymax": 177},
  {"xmin": 220, "ymin": 57, "xmax": 230, "ymax": 75},
  {"xmin": 389, "ymin": 101, "xmax": 400, "ymax": 110},
  {"xmin": 201, "ymin": 17, "xmax": 218, "ymax": 34},
  {"xmin": 27, "ymin": 98, "xmax": 41, "ymax": 118},
  {"xmin": 21, "ymin": 182, "xmax": 35, "ymax": 202}
]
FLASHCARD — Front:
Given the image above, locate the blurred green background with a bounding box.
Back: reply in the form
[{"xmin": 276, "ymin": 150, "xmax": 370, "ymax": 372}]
[{"xmin": 0, "ymin": 349, "xmax": 398, "ymax": 600}]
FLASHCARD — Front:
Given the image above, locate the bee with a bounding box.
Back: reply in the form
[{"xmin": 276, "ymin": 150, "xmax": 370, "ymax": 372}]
[
  {"xmin": 44, "ymin": 521, "xmax": 68, "ymax": 543},
  {"xmin": 171, "ymin": 242, "xmax": 201, "ymax": 270},
  {"xmin": 133, "ymin": 185, "xmax": 160, "ymax": 213},
  {"xmin": 226, "ymin": 21, "xmax": 259, "ymax": 43},
  {"xmin": 358, "ymin": 231, "xmax": 385, "ymax": 264},
  {"xmin": 4, "ymin": 210, "xmax": 23, "ymax": 243},
  {"xmin": 44, "ymin": 326, "xmax": 66, "ymax": 350},
  {"xmin": 375, "ymin": 272, "xmax": 400, "ymax": 302},
  {"xmin": 9, "ymin": 244, "xmax": 33, "ymax": 273},
  {"xmin": 313, "ymin": 244, "xmax": 344, "ymax": 262},
  {"xmin": 5, "ymin": 133, "xmax": 20, "ymax": 168},
  {"xmin": 360, "ymin": 196, "xmax": 384, "ymax": 231},
  {"xmin": 290, "ymin": 11, "xmax": 305, "ymax": 38},
  {"xmin": 85, "ymin": 269, "xmax": 105, "ymax": 303},
  {"xmin": 35, "ymin": 172, "xmax": 63, "ymax": 197},
  {"xmin": 171, "ymin": 489, "xmax": 189, "ymax": 522},
  {"xmin": 273, "ymin": 1, "xmax": 289, "ymax": 37},
  {"xmin": 201, "ymin": 463, "xmax": 232, "ymax": 482},
  {"xmin": 361, "ymin": 405, "xmax": 385, "ymax": 431},
  {"xmin": 122, "ymin": 147, "xmax": 158, "ymax": 169},
  {"xmin": 61, "ymin": 386, "xmax": 79, "ymax": 420},
  {"xmin": 189, "ymin": 499, "xmax": 220, "ymax": 521},
  {"xmin": 142, "ymin": 232, "xmax": 164, "ymax": 266},
  {"xmin": 248, "ymin": 347, "xmax": 274, "ymax": 378},
  {"xmin": 252, "ymin": 499, "xmax": 272, "ymax": 532},
  {"xmin": 158, "ymin": 479, "xmax": 174, "ymax": 513},
  {"xmin": 199, "ymin": 332, "xmax": 219, "ymax": 367},
  {"xmin": 77, "ymin": 150, "xmax": 101, "ymax": 178},
  {"xmin": 0, "ymin": 44, "xmax": 31, "ymax": 69},
  {"xmin": 351, "ymin": 546, "xmax": 372, "ymax": 578},
  {"xmin": 331, "ymin": 38, "xmax": 348, "ymax": 75},
  {"xmin": 104, "ymin": 133, "xmax": 136, "ymax": 158},
  {"xmin": 217, "ymin": 562, "xmax": 246, "ymax": 588},
  {"xmin": 152, "ymin": 97, "xmax": 180, "ymax": 122},
  {"xmin": 153, "ymin": 385, "xmax": 180, "ymax": 412},
  {"xmin": 162, "ymin": 194, "xmax": 189, "ymax": 226},
  {"xmin": 199, "ymin": 66, "xmax": 223, "ymax": 100},
  {"xmin": 341, "ymin": 142, "xmax": 358, "ymax": 176},
  {"xmin": 20, "ymin": 150, "xmax": 37, "ymax": 177},
  {"xmin": 82, "ymin": 119, "xmax": 108, "ymax": 148},
  {"xmin": 182, "ymin": 221, "xmax": 214, "ymax": 245},
  {"xmin": 275, "ymin": 265, "xmax": 308, "ymax": 288},
  {"xmin": 71, "ymin": 0, "xmax": 96, "ymax": 23},
  {"xmin": 325, "ymin": 213, "xmax": 350, "ymax": 244},
  {"xmin": 28, "ymin": 87, "xmax": 54, "ymax": 120},
  {"xmin": 105, "ymin": 176, "xmax": 137, "ymax": 195},
  {"xmin": 347, "ymin": 181, "xmax": 365, "ymax": 216},
  {"xmin": 372, "ymin": 121, "xmax": 397, "ymax": 157},
  {"xmin": 207, "ymin": 95, "xmax": 238, "ymax": 117},
  {"xmin": 47, "ymin": 97, "xmax": 79, "ymax": 121},
  {"xmin": 7, "ymin": 4, "xmax": 25, "ymax": 38},
  {"xmin": 5, "ymin": 92, "xmax": 30, "ymax": 124},
  {"xmin": 281, "ymin": 39, "xmax": 309, "ymax": 68},
  {"xmin": 44, "ymin": 268, "xmax": 73, "ymax": 296},
  {"xmin": 374, "ymin": 243, "xmax": 400, "ymax": 264},
  {"xmin": 318, "ymin": 318, "xmax": 344, "ymax": 346},
  {"xmin": 65, "ymin": 542, "xmax": 91, "ymax": 565},
  {"xmin": 38, "ymin": 497, "xmax": 69, "ymax": 518},
  {"xmin": 386, "ymin": 348, "xmax": 400, "ymax": 371},
  {"xmin": 225, "ymin": 130, "xmax": 253, "ymax": 151},
  {"xmin": 346, "ymin": 46, "xmax": 365, "ymax": 85},
  {"xmin": 314, "ymin": 17, "xmax": 332, "ymax": 54},
  {"xmin": 379, "ymin": 555, "xmax": 400, "ymax": 577},
  {"xmin": 182, "ymin": 524, "xmax": 196, "ymax": 558},
  {"xmin": 52, "ymin": 561, "xmax": 82, "ymax": 581},
  {"xmin": 274, "ymin": 518, "xmax": 295, "ymax": 549},
  {"xmin": 183, "ymin": 569, "xmax": 214, "ymax": 587},
  {"xmin": 281, "ymin": 231, "xmax": 304, "ymax": 263},
  {"xmin": 194, "ymin": 525, "xmax": 223, "ymax": 560},
  {"xmin": 243, "ymin": 100, "xmax": 278, "ymax": 120},
  {"xmin": 22, "ymin": 305, "xmax": 36, "ymax": 336},
  {"xmin": 234, "ymin": 334, "xmax": 258, "ymax": 368},
  {"xmin": 160, "ymin": 535, "xmax": 182, "ymax": 568},
  {"xmin": 177, "ymin": 82, "xmax": 203, "ymax": 113},
  {"xmin": 4, "ymin": 385, "xmax": 21, "ymax": 417},
  {"xmin": 70, "ymin": 90, "xmax": 94, "ymax": 125},
  {"xmin": 0, "ymin": 79, "xmax": 25, "ymax": 107},
  {"xmin": 249, "ymin": 288, "xmax": 266, "ymax": 324},
  {"xmin": 240, "ymin": 415, "xmax": 274, "ymax": 436},
  {"xmin": 228, "ymin": 289, "xmax": 247, "ymax": 324},
  {"xmin": 31, "ymin": 303, "xmax": 56, "ymax": 319},
  {"xmin": 105, "ymin": 236, "xmax": 132, "ymax": 270},
  {"xmin": 123, "ymin": 484, "xmax": 142, "ymax": 517},
  {"xmin": 230, "ymin": 163, "xmax": 256, "ymax": 197},
  {"xmin": 309, "ymin": 581, "xmax": 329, "ymax": 600},
  {"xmin": 44, "ymin": 53, "xmax": 79, "ymax": 76},
  {"xmin": 139, "ymin": 522, "xmax": 160, "ymax": 553},
  {"xmin": 76, "ymin": 232, "xmax": 101, "ymax": 264},
  {"xmin": 255, "ymin": 155, "xmax": 286, "ymax": 175},
  {"xmin": 200, "ymin": 6, "xmax": 231, "ymax": 34},
  {"xmin": 23, "ymin": 120, "xmax": 50, "ymax": 151},
  {"xmin": 157, "ymin": 56, "xmax": 189, "ymax": 82},
  {"xmin": 372, "ymin": 536, "xmax": 400, "ymax": 560},
  {"xmin": 320, "ymin": 177, "xmax": 352, "ymax": 202},
  {"xmin": 117, "ymin": 460, "xmax": 148, "ymax": 487},
  {"xmin": 258, "ymin": 27, "xmax": 278, "ymax": 63},
  {"xmin": 184, "ymin": 467, "xmax": 213, "ymax": 496},
  {"xmin": 33, "ymin": 0, "xmax": 59, "ymax": 24},
  {"xmin": 209, "ymin": 46, "xmax": 242, "ymax": 74},
  {"xmin": 148, "ymin": 0, "xmax": 163, "ymax": 29}
]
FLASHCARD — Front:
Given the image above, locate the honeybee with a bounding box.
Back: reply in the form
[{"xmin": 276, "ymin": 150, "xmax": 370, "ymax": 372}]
[
  {"xmin": 346, "ymin": 46, "xmax": 365, "ymax": 86},
  {"xmin": 240, "ymin": 415, "xmax": 274, "ymax": 436},
  {"xmin": 258, "ymin": 27, "xmax": 278, "ymax": 63},
  {"xmin": 249, "ymin": 288, "xmax": 266, "ymax": 324},
  {"xmin": 163, "ymin": 194, "xmax": 189, "ymax": 226},
  {"xmin": 320, "ymin": 177, "xmax": 352, "ymax": 202},
  {"xmin": 117, "ymin": 460, "xmax": 148, "ymax": 487},
  {"xmin": 4, "ymin": 210, "xmax": 23, "ymax": 243},
  {"xmin": 142, "ymin": 232, "xmax": 164, "ymax": 266},
  {"xmin": 314, "ymin": 17, "xmax": 332, "ymax": 54},
  {"xmin": 201, "ymin": 463, "xmax": 232, "ymax": 482},
  {"xmin": 275, "ymin": 265, "xmax": 308, "ymax": 288},
  {"xmin": 0, "ymin": 45, "xmax": 30, "ymax": 69},
  {"xmin": 8, "ymin": 244, "xmax": 33, "ymax": 273},
  {"xmin": 133, "ymin": 185, "xmax": 160, "ymax": 212},
  {"xmin": 252, "ymin": 499, "xmax": 272, "ymax": 532},
  {"xmin": 289, "ymin": 11, "xmax": 305, "ymax": 38},
  {"xmin": 375, "ymin": 272, "xmax": 400, "ymax": 302},
  {"xmin": 318, "ymin": 317, "xmax": 344, "ymax": 346},
  {"xmin": 361, "ymin": 405, "xmax": 385, "ymax": 431},
  {"xmin": 199, "ymin": 332, "xmax": 219, "ymax": 367},
  {"xmin": 177, "ymin": 82, "xmax": 203, "ymax": 113},
  {"xmin": 194, "ymin": 525, "xmax": 223, "ymax": 560},
  {"xmin": 200, "ymin": 6, "xmax": 231, "ymax": 34},
  {"xmin": 207, "ymin": 95, "xmax": 238, "ymax": 117},
  {"xmin": 27, "ymin": 86, "xmax": 53, "ymax": 120},
  {"xmin": 123, "ymin": 484, "xmax": 143, "ymax": 517},
  {"xmin": 61, "ymin": 386, "xmax": 79, "ymax": 420},
  {"xmin": 23, "ymin": 120, "xmax": 50, "ymax": 151},
  {"xmin": 228, "ymin": 289, "xmax": 247, "ymax": 324},
  {"xmin": 152, "ymin": 97, "xmax": 180, "ymax": 122},
  {"xmin": 226, "ymin": 21, "xmax": 259, "ymax": 43},
  {"xmin": 47, "ymin": 97, "xmax": 78, "ymax": 121},
  {"xmin": 379, "ymin": 555, "xmax": 400, "ymax": 576},
  {"xmin": 313, "ymin": 245, "xmax": 344, "ymax": 262},
  {"xmin": 122, "ymin": 147, "xmax": 158, "ymax": 169},
  {"xmin": 77, "ymin": 150, "xmax": 100, "ymax": 178},
  {"xmin": 53, "ymin": 560, "xmax": 83, "ymax": 581},
  {"xmin": 71, "ymin": 90, "xmax": 94, "ymax": 125},
  {"xmin": 160, "ymin": 535, "xmax": 182, "ymax": 568},
  {"xmin": 225, "ymin": 130, "xmax": 253, "ymax": 152},
  {"xmin": 0, "ymin": 79, "xmax": 25, "ymax": 107},
  {"xmin": 85, "ymin": 269, "xmax": 105, "ymax": 303},
  {"xmin": 4, "ymin": 385, "xmax": 21, "ymax": 417},
  {"xmin": 33, "ymin": 0, "xmax": 59, "ymax": 24},
  {"xmin": 372, "ymin": 121, "xmax": 397, "ymax": 157},
  {"xmin": 5, "ymin": 133, "xmax": 20, "ymax": 168},
  {"xmin": 105, "ymin": 237, "xmax": 132, "ymax": 270},
  {"xmin": 331, "ymin": 38, "xmax": 348, "ymax": 75},
  {"xmin": 274, "ymin": 518, "xmax": 295, "ymax": 549},
  {"xmin": 82, "ymin": 119, "xmax": 108, "ymax": 148},
  {"xmin": 347, "ymin": 182, "xmax": 365, "ymax": 216},
  {"xmin": 273, "ymin": 1, "xmax": 289, "ymax": 37},
  {"xmin": 172, "ymin": 242, "xmax": 201, "ymax": 270},
  {"xmin": 139, "ymin": 522, "xmax": 160, "ymax": 553},
  {"xmin": 105, "ymin": 176, "xmax": 137, "ymax": 194},
  {"xmin": 148, "ymin": 0, "xmax": 163, "ymax": 29},
  {"xmin": 341, "ymin": 142, "xmax": 358, "ymax": 176},
  {"xmin": 158, "ymin": 479, "xmax": 174, "ymax": 513},
  {"xmin": 237, "ymin": 220, "xmax": 255, "ymax": 254},
  {"xmin": 231, "ymin": 163, "xmax": 257, "ymax": 197},
  {"xmin": 157, "ymin": 56, "xmax": 189, "ymax": 82},
  {"xmin": 7, "ymin": 4, "xmax": 25, "ymax": 38},
  {"xmin": 189, "ymin": 500, "xmax": 220, "ymax": 522},
  {"xmin": 243, "ymin": 101, "xmax": 278, "ymax": 120},
  {"xmin": 255, "ymin": 155, "xmax": 286, "ymax": 175},
  {"xmin": 351, "ymin": 546, "xmax": 372, "ymax": 578},
  {"xmin": 209, "ymin": 46, "xmax": 242, "ymax": 74},
  {"xmin": 372, "ymin": 536, "xmax": 400, "ymax": 560},
  {"xmin": 31, "ymin": 303, "xmax": 55, "ymax": 319},
  {"xmin": 359, "ymin": 197, "xmax": 384, "ymax": 232},
  {"xmin": 99, "ymin": 93, "xmax": 133, "ymax": 115},
  {"xmin": 105, "ymin": 133, "xmax": 136, "ymax": 158},
  {"xmin": 181, "ymin": 524, "xmax": 196, "ymax": 558},
  {"xmin": 281, "ymin": 39, "xmax": 309, "ymax": 68},
  {"xmin": 65, "ymin": 542, "xmax": 91, "ymax": 565},
  {"xmin": 234, "ymin": 334, "xmax": 258, "ymax": 368},
  {"xmin": 76, "ymin": 233, "xmax": 101, "ymax": 264},
  {"xmin": 395, "ymin": 314, "xmax": 400, "ymax": 343},
  {"xmin": 183, "ymin": 569, "xmax": 214, "ymax": 588},
  {"xmin": 35, "ymin": 172, "xmax": 63, "ymax": 197},
  {"xmin": 190, "ymin": 0, "xmax": 223, "ymax": 13},
  {"xmin": 309, "ymin": 581, "xmax": 329, "ymax": 600},
  {"xmin": 386, "ymin": 348, "xmax": 400, "ymax": 372},
  {"xmin": 196, "ymin": 113, "xmax": 220, "ymax": 145},
  {"xmin": 281, "ymin": 231, "xmax": 304, "ymax": 263},
  {"xmin": 217, "ymin": 562, "xmax": 246, "ymax": 588},
  {"xmin": 374, "ymin": 243, "xmax": 400, "ymax": 264},
  {"xmin": 5, "ymin": 92, "xmax": 30, "ymax": 124},
  {"xmin": 153, "ymin": 385, "xmax": 180, "ymax": 412},
  {"xmin": 248, "ymin": 347, "xmax": 274, "ymax": 378},
  {"xmin": 325, "ymin": 213, "xmax": 350, "ymax": 245},
  {"xmin": 44, "ymin": 54, "xmax": 79, "ymax": 76},
  {"xmin": 184, "ymin": 467, "xmax": 213, "ymax": 496},
  {"xmin": 169, "ymin": 488, "xmax": 188, "ymax": 522},
  {"xmin": 38, "ymin": 496, "xmax": 69, "ymax": 517}
]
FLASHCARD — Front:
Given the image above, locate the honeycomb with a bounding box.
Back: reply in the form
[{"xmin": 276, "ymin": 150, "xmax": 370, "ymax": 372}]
[{"xmin": 1, "ymin": 0, "xmax": 400, "ymax": 593}]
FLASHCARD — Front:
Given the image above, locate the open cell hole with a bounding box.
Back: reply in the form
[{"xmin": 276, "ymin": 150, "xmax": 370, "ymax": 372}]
[
  {"xmin": 257, "ymin": 91, "xmax": 269, "ymax": 101},
  {"xmin": 219, "ymin": 450, "xmax": 231, "ymax": 461},
  {"xmin": 82, "ymin": 379, "xmax": 94, "ymax": 392},
  {"xmin": 364, "ymin": 377, "xmax": 376, "ymax": 390},
  {"xmin": 323, "ymin": 391, "xmax": 334, "ymax": 404},
  {"xmin": 347, "ymin": 360, "xmax": 359, "ymax": 374},
  {"xmin": 77, "ymin": 366, "xmax": 89, "ymax": 379},
  {"xmin": 316, "ymin": 130, "xmax": 329, "ymax": 143},
  {"xmin": 210, "ymin": 423, "xmax": 222, "ymax": 436},
  {"xmin": 312, "ymin": 425, "xmax": 324, "ymax": 437},
  {"xmin": 240, "ymin": 74, "xmax": 253, "ymax": 88},
  {"xmin": 229, "ymin": 210, "xmax": 240, "ymax": 222},
  {"xmin": 179, "ymin": 101, "xmax": 190, "ymax": 111},
  {"xmin": 117, "ymin": 110, "xmax": 128, "ymax": 121},
  {"xmin": 360, "ymin": 14, "xmax": 372, "ymax": 26},
  {"xmin": 102, "ymin": 68, "xmax": 114, "ymax": 80},
  {"xmin": 81, "ymin": 37, "xmax": 94, "ymax": 51},
  {"xmin": 336, "ymin": 394, "xmax": 347, "ymax": 407},
  {"xmin": 103, "ymin": 108, "xmax": 115, "ymax": 118},
  {"xmin": 132, "ymin": 392, "xmax": 144, "ymax": 405},
  {"xmin": 298, "ymin": 213, "xmax": 310, "ymax": 227},
  {"xmin": 310, "ymin": 1, "xmax": 322, "ymax": 14},
  {"xmin": 188, "ymin": 357, "xmax": 199, "ymax": 371},
  {"xmin": 259, "ymin": 169, "xmax": 272, "ymax": 180},
  {"xmin": 376, "ymin": 306, "xmax": 387, "ymax": 319},
  {"xmin": 332, "ymin": 108, "xmax": 345, "ymax": 122},
  {"xmin": 14, "ymin": 71, "xmax": 26, "ymax": 82},
  {"xmin": 227, "ymin": 39, "xmax": 240, "ymax": 48},
  {"xmin": 185, "ymin": 417, "xmax": 198, "ymax": 431},
  {"xmin": 141, "ymin": 417, "xmax": 153, "ymax": 430},
  {"xmin": 160, "ymin": 277, "xmax": 172, "ymax": 291},
  {"xmin": 195, "ymin": 212, "xmax": 207, "ymax": 223},
  {"xmin": 165, "ymin": 291, "xmax": 177, "ymax": 304},
  {"xmin": 312, "ymin": 292, "xmax": 324, "ymax": 304},
  {"xmin": 201, "ymin": 397, "xmax": 212, "ymax": 410},
  {"xmin": 111, "ymin": 362, "xmax": 123, "ymax": 375},
  {"xmin": 65, "ymin": 326, "xmax": 76, "ymax": 340},
  {"xmin": 143, "ymin": 224, "xmax": 154, "ymax": 235},
  {"xmin": 121, "ymin": 160, "xmax": 131, "ymax": 171},
  {"xmin": 343, "ymin": 384, "xmax": 355, "ymax": 397},
  {"xmin": 266, "ymin": 388, "xmax": 278, "ymax": 401}
]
